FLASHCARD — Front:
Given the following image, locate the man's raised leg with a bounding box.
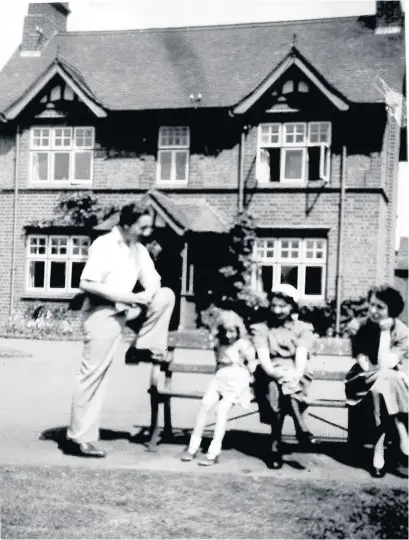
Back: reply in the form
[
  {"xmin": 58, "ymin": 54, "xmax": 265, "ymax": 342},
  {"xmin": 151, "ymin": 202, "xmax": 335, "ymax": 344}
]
[{"xmin": 133, "ymin": 287, "xmax": 175, "ymax": 356}]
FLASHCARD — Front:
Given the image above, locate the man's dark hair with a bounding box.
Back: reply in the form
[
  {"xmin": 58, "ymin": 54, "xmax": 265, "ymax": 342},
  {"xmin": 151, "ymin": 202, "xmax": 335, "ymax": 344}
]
[
  {"xmin": 368, "ymin": 285, "xmax": 405, "ymax": 318},
  {"xmin": 118, "ymin": 202, "xmax": 150, "ymax": 228}
]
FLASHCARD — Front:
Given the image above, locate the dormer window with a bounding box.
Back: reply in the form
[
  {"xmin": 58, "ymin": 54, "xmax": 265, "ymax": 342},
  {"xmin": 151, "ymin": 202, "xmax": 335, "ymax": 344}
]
[{"xmin": 256, "ymin": 121, "xmax": 331, "ymax": 183}]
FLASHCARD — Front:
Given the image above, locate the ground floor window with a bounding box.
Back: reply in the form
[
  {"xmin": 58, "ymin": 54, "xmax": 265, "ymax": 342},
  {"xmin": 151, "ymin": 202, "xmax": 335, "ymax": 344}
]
[
  {"xmin": 26, "ymin": 235, "xmax": 90, "ymax": 293},
  {"xmin": 252, "ymin": 237, "xmax": 327, "ymax": 300}
]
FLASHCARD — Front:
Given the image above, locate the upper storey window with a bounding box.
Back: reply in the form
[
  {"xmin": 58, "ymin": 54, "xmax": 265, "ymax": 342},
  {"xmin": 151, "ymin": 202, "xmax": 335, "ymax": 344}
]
[
  {"xmin": 30, "ymin": 127, "xmax": 95, "ymax": 185},
  {"xmin": 157, "ymin": 126, "xmax": 190, "ymax": 185},
  {"xmin": 257, "ymin": 121, "xmax": 331, "ymax": 184}
]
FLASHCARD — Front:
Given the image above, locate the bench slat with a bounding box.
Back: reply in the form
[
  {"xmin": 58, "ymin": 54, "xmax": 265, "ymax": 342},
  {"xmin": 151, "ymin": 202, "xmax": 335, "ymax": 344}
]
[
  {"xmin": 168, "ymin": 363, "xmax": 346, "ymax": 381},
  {"xmin": 157, "ymin": 389, "xmax": 346, "ymax": 408}
]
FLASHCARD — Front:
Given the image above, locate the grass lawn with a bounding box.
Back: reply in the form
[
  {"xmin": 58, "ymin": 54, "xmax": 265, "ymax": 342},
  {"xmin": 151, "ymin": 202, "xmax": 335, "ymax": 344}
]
[{"xmin": 1, "ymin": 466, "xmax": 407, "ymax": 539}]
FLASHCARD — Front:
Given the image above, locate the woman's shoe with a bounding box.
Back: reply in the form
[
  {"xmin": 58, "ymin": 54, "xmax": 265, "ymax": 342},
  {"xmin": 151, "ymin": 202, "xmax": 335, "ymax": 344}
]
[
  {"xmin": 395, "ymin": 451, "xmax": 408, "ymax": 478},
  {"xmin": 180, "ymin": 450, "xmax": 197, "ymax": 462},
  {"xmin": 371, "ymin": 465, "xmax": 386, "ymax": 478},
  {"xmin": 298, "ymin": 431, "xmax": 316, "ymax": 446},
  {"xmin": 371, "ymin": 454, "xmax": 386, "ymax": 478},
  {"xmin": 198, "ymin": 455, "xmax": 219, "ymax": 466},
  {"xmin": 267, "ymin": 451, "xmax": 283, "ymax": 470}
]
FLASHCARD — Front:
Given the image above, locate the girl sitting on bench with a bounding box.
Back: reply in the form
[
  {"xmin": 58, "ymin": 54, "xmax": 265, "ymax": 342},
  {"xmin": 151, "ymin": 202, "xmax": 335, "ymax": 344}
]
[{"xmin": 181, "ymin": 310, "xmax": 256, "ymax": 466}]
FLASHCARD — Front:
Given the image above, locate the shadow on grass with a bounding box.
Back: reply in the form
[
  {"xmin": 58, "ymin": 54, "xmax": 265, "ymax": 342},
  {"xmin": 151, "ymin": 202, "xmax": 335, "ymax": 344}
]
[
  {"xmin": 39, "ymin": 426, "xmax": 134, "ymax": 450},
  {"xmin": 39, "ymin": 425, "xmax": 407, "ymax": 478}
]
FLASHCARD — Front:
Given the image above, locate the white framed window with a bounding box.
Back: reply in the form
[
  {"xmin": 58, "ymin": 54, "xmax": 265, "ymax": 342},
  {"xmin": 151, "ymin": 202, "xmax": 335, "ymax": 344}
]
[
  {"xmin": 252, "ymin": 237, "xmax": 327, "ymax": 300},
  {"xmin": 256, "ymin": 121, "xmax": 331, "ymax": 184},
  {"xmin": 26, "ymin": 235, "xmax": 90, "ymax": 293},
  {"xmin": 157, "ymin": 126, "xmax": 190, "ymax": 184},
  {"xmin": 30, "ymin": 127, "xmax": 95, "ymax": 185}
]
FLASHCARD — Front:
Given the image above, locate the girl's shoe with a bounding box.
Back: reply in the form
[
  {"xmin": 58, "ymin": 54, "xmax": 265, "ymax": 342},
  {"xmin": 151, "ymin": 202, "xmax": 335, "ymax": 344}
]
[
  {"xmin": 198, "ymin": 455, "xmax": 219, "ymax": 466},
  {"xmin": 180, "ymin": 450, "xmax": 197, "ymax": 462}
]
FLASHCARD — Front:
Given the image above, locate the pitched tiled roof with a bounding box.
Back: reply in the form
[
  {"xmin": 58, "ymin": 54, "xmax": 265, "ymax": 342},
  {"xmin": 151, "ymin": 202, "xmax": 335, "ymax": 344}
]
[
  {"xmin": 396, "ymin": 237, "xmax": 408, "ymax": 271},
  {"xmin": 0, "ymin": 16, "xmax": 405, "ymax": 113},
  {"xmin": 95, "ymin": 190, "xmax": 228, "ymax": 233},
  {"xmin": 1, "ymin": 56, "xmax": 106, "ymax": 120}
]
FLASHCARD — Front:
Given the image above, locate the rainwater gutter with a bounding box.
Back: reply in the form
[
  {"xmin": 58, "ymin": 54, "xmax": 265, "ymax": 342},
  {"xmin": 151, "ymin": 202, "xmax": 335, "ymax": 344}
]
[{"xmin": 9, "ymin": 124, "xmax": 20, "ymax": 318}]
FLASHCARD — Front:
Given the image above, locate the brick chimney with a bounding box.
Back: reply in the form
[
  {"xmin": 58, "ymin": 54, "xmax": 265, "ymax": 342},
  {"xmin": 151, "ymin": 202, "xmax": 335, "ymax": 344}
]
[
  {"xmin": 21, "ymin": 3, "xmax": 70, "ymax": 55},
  {"xmin": 375, "ymin": 1, "xmax": 403, "ymax": 34}
]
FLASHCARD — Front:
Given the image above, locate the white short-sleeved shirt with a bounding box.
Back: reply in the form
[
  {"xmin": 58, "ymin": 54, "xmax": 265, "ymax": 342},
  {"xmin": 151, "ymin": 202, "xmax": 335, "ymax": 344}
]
[{"xmin": 80, "ymin": 226, "xmax": 161, "ymax": 297}]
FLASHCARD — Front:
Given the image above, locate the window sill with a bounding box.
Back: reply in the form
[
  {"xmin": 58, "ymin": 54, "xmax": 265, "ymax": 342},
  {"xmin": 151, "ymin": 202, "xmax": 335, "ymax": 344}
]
[
  {"xmin": 21, "ymin": 291, "xmax": 79, "ymax": 300},
  {"xmin": 28, "ymin": 182, "xmax": 93, "ymax": 189},
  {"xmin": 257, "ymin": 180, "xmax": 327, "ymax": 188},
  {"xmin": 156, "ymin": 182, "xmax": 189, "ymax": 188}
]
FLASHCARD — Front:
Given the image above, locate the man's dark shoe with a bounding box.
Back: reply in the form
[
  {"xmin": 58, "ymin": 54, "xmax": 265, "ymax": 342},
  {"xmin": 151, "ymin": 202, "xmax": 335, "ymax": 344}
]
[
  {"xmin": 63, "ymin": 441, "xmax": 106, "ymax": 458},
  {"xmin": 125, "ymin": 347, "xmax": 168, "ymax": 365},
  {"xmin": 125, "ymin": 346, "xmax": 140, "ymax": 365}
]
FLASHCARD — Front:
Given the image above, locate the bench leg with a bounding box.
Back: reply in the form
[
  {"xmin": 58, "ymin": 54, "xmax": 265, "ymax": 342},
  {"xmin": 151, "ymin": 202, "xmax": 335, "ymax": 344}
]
[
  {"xmin": 147, "ymin": 364, "xmax": 161, "ymax": 451},
  {"xmin": 162, "ymin": 368, "xmax": 173, "ymax": 440},
  {"xmin": 163, "ymin": 397, "xmax": 173, "ymax": 440}
]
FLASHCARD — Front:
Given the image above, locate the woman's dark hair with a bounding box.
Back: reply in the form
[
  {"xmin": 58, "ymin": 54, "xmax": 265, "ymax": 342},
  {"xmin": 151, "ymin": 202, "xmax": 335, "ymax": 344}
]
[
  {"xmin": 368, "ymin": 285, "xmax": 405, "ymax": 318},
  {"xmin": 119, "ymin": 203, "xmax": 151, "ymax": 228},
  {"xmin": 267, "ymin": 290, "xmax": 298, "ymax": 312}
]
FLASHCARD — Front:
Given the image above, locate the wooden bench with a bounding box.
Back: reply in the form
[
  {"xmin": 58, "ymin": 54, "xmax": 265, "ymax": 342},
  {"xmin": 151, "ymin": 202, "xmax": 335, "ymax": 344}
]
[{"xmin": 126, "ymin": 331, "xmax": 350, "ymax": 451}]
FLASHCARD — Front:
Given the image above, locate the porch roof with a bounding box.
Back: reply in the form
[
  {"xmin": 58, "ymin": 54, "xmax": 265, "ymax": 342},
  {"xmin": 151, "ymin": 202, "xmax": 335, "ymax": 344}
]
[{"xmin": 95, "ymin": 190, "xmax": 229, "ymax": 234}]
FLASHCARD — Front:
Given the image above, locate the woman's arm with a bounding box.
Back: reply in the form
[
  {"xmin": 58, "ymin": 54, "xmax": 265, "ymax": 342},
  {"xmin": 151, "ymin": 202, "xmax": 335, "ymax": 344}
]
[
  {"xmin": 256, "ymin": 347, "xmax": 279, "ymax": 378},
  {"xmin": 380, "ymin": 319, "xmax": 408, "ymax": 369},
  {"xmin": 294, "ymin": 346, "xmax": 308, "ymax": 380},
  {"xmin": 377, "ymin": 318, "xmax": 394, "ymax": 370},
  {"xmin": 249, "ymin": 323, "xmax": 277, "ymax": 377},
  {"xmin": 356, "ymin": 353, "xmax": 371, "ymax": 372}
]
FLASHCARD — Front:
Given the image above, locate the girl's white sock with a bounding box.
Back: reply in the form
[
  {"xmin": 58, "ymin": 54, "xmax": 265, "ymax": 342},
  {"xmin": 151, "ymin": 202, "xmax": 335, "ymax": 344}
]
[
  {"xmin": 207, "ymin": 439, "xmax": 222, "ymax": 459},
  {"xmin": 188, "ymin": 435, "xmax": 201, "ymax": 453}
]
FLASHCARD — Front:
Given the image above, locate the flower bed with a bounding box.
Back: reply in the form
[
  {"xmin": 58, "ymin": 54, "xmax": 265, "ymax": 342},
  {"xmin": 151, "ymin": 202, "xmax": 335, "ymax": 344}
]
[{"xmin": 0, "ymin": 306, "xmax": 352, "ymax": 355}]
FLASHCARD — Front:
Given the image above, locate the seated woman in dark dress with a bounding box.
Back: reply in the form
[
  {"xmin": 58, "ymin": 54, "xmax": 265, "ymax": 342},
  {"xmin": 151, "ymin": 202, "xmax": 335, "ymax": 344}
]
[
  {"xmin": 345, "ymin": 285, "xmax": 408, "ymax": 478},
  {"xmin": 251, "ymin": 284, "xmax": 316, "ymax": 469}
]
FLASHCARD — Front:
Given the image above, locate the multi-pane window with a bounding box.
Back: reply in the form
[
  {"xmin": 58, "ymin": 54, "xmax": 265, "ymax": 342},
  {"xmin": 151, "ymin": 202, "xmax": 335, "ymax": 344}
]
[
  {"xmin": 30, "ymin": 127, "xmax": 95, "ymax": 184},
  {"xmin": 253, "ymin": 237, "xmax": 327, "ymax": 299},
  {"xmin": 26, "ymin": 235, "xmax": 90, "ymax": 292},
  {"xmin": 257, "ymin": 122, "xmax": 331, "ymax": 183},
  {"xmin": 157, "ymin": 126, "xmax": 190, "ymax": 183}
]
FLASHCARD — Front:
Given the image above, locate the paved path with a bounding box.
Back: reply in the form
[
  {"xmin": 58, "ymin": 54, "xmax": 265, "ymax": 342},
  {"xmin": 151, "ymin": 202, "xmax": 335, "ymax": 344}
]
[{"xmin": 0, "ymin": 338, "xmax": 406, "ymax": 488}]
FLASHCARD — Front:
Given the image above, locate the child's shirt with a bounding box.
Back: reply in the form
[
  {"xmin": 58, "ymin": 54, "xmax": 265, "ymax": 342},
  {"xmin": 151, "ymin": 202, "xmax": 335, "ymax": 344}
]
[{"xmin": 215, "ymin": 338, "xmax": 257, "ymax": 373}]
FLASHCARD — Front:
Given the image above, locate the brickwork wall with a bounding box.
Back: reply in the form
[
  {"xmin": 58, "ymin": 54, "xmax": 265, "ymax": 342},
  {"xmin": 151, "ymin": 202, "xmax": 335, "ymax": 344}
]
[{"xmin": 0, "ymin": 106, "xmax": 398, "ymax": 323}]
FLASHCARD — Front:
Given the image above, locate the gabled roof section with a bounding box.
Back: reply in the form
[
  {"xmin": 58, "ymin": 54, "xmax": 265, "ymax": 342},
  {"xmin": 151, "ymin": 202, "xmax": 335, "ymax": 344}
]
[
  {"xmin": 233, "ymin": 46, "xmax": 350, "ymax": 114},
  {"xmin": 0, "ymin": 16, "xmax": 405, "ymax": 113},
  {"xmin": 95, "ymin": 190, "xmax": 228, "ymax": 235},
  {"xmin": 0, "ymin": 55, "xmax": 107, "ymax": 122}
]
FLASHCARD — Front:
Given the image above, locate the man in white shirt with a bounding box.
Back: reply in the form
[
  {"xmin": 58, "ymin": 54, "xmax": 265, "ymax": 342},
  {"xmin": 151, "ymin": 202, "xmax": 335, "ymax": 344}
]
[{"xmin": 64, "ymin": 203, "xmax": 175, "ymax": 458}]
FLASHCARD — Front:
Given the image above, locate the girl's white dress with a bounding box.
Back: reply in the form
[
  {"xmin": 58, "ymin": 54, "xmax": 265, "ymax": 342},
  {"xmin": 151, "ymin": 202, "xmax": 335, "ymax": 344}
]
[{"xmin": 207, "ymin": 338, "xmax": 256, "ymax": 409}]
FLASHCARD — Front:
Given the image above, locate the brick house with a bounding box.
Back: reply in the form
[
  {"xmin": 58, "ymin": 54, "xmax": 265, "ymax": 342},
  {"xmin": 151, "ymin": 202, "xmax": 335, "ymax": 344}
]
[
  {"xmin": 0, "ymin": 2, "xmax": 406, "ymax": 329},
  {"xmin": 395, "ymin": 236, "xmax": 408, "ymax": 324}
]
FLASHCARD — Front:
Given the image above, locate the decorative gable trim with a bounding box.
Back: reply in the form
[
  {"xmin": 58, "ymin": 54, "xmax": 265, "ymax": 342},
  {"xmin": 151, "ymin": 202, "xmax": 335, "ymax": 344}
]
[
  {"xmin": 1, "ymin": 57, "xmax": 107, "ymax": 122},
  {"xmin": 232, "ymin": 46, "xmax": 350, "ymax": 115}
]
